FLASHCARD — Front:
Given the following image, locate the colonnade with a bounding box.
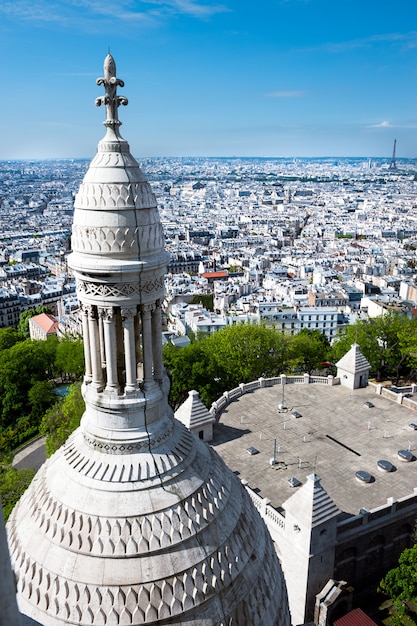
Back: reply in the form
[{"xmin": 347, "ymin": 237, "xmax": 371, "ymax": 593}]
[{"xmin": 80, "ymin": 300, "xmax": 163, "ymax": 394}]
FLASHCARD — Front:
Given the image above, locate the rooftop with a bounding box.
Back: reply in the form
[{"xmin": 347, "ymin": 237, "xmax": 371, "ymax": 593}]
[
  {"xmin": 334, "ymin": 608, "xmax": 378, "ymax": 626},
  {"xmin": 30, "ymin": 312, "xmax": 58, "ymax": 334},
  {"xmin": 211, "ymin": 383, "xmax": 417, "ymax": 515}
]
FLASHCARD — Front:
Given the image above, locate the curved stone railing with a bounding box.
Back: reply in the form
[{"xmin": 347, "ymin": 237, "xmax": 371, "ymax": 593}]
[
  {"xmin": 368, "ymin": 381, "xmax": 417, "ymax": 412},
  {"xmin": 243, "ymin": 481, "xmax": 286, "ymax": 532},
  {"xmin": 210, "ymin": 374, "xmax": 339, "ymax": 420},
  {"xmin": 247, "ymin": 480, "xmax": 417, "ymax": 540}
]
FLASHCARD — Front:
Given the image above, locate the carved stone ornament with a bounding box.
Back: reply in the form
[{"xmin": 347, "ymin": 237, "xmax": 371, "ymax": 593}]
[
  {"xmin": 85, "ymin": 303, "xmax": 97, "ymax": 320},
  {"xmin": 98, "ymin": 307, "xmax": 115, "ymax": 322},
  {"xmin": 140, "ymin": 303, "xmax": 155, "ymax": 315},
  {"xmin": 76, "ymin": 276, "xmax": 164, "ymax": 298},
  {"xmin": 121, "ymin": 307, "xmax": 137, "ymax": 321},
  {"xmin": 95, "ymin": 53, "xmax": 127, "ymax": 129},
  {"xmin": 74, "ymin": 183, "xmax": 158, "ymax": 212},
  {"xmin": 72, "ymin": 221, "xmax": 164, "ymax": 255}
]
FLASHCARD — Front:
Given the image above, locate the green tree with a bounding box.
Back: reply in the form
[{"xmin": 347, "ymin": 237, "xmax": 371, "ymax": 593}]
[
  {"xmin": 189, "ymin": 294, "xmax": 214, "ymax": 311},
  {"xmin": 0, "ymin": 327, "xmax": 23, "ymax": 351},
  {"xmin": 207, "ymin": 323, "xmax": 290, "ymax": 390},
  {"xmin": 369, "ymin": 314, "xmax": 412, "ymax": 383},
  {"xmin": 54, "ymin": 337, "xmax": 84, "ymax": 381},
  {"xmin": 0, "ymin": 465, "xmax": 35, "ymax": 521},
  {"xmin": 164, "ymin": 340, "xmax": 221, "ymax": 409},
  {"xmin": 288, "ymin": 328, "xmax": 330, "ymax": 374},
  {"xmin": 41, "ymin": 334, "xmax": 59, "ymax": 378},
  {"xmin": 40, "ymin": 382, "xmax": 85, "ymax": 456},
  {"xmin": 28, "ymin": 380, "xmax": 55, "ymax": 421},
  {"xmin": 164, "ymin": 323, "xmax": 291, "ymax": 408},
  {"xmin": 379, "ymin": 537, "xmax": 417, "ymax": 625},
  {"xmin": 391, "ymin": 317, "xmax": 417, "ymax": 384},
  {"xmin": 331, "ymin": 315, "xmax": 417, "ymax": 382},
  {"xmin": 0, "ymin": 339, "xmax": 51, "ymax": 428}
]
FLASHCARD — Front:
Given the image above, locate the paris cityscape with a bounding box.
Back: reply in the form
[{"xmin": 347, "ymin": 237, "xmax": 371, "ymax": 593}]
[{"xmin": 1, "ymin": 154, "xmax": 417, "ymax": 337}]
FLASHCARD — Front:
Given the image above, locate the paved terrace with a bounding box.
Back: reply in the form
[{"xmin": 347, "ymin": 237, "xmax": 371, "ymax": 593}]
[{"xmin": 211, "ymin": 383, "xmax": 417, "ymax": 515}]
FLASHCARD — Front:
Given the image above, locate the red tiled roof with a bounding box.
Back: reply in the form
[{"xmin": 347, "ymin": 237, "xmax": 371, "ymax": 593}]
[
  {"xmin": 334, "ymin": 608, "xmax": 378, "ymax": 626},
  {"xmin": 201, "ymin": 271, "xmax": 228, "ymax": 279},
  {"xmin": 31, "ymin": 313, "xmax": 58, "ymax": 335}
]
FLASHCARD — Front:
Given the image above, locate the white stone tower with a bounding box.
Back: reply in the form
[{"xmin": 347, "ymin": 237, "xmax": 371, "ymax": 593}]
[{"xmin": 7, "ymin": 55, "xmax": 291, "ymax": 626}]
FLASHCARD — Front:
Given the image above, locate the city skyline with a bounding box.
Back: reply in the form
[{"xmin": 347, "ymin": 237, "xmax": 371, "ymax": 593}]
[{"xmin": 2, "ymin": 0, "xmax": 416, "ymax": 160}]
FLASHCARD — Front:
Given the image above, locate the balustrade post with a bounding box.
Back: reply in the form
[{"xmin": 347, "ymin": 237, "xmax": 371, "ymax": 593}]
[{"xmin": 87, "ymin": 305, "xmax": 104, "ymax": 391}]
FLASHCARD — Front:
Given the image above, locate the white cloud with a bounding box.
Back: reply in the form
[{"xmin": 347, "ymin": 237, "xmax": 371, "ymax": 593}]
[
  {"xmin": 369, "ymin": 120, "xmax": 417, "ymax": 129},
  {"xmin": 154, "ymin": 0, "xmax": 229, "ymax": 17},
  {"xmin": 370, "ymin": 120, "xmax": 391, "ymax": 127},
  {"xmin": 0, "ymin": 0, "xmax": 227, "ymax": 28},
  {"xmin": 304, "ymin": 31, "xmax": 417, "ymax": 54}
]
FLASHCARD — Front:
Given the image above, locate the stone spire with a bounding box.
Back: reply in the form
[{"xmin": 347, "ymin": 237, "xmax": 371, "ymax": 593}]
[
  {"xmin": 7, "ymin": 55, "xmax": 291, "ymax": 626},
  {"xmin": 175, "ymin": 389, "xmax": 215, "ymax": 441},
  {"xmin": 69, "ymin": 53, "xmax": 172, "ymax": 453},
  {"xmin": 336, "ymin": 343, "xmax": 371, "ymax": 389},
  {"xmin": 280, "ymin": 475, "xmax": 340, "ymax": 624}
]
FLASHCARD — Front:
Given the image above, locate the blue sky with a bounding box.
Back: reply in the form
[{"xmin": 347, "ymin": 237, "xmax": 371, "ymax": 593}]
[{"xmin": 1, "ymin": 0, "xmax": 416, "ymax": 159}]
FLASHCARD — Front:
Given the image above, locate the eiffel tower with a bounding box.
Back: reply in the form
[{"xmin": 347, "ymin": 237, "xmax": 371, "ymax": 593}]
[{"xmin": 389, "ymin": 138, "xmax": 398, "ymax": 170}]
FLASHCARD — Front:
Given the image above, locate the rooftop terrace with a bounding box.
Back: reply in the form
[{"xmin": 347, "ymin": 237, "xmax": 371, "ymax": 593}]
[{"xmin": 211, "ymin": 382, "xmax": 417, "ymax": 515}]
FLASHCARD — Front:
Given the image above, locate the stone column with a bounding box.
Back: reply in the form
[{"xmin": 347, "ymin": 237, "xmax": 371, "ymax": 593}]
[
  {"xmin": 134, "ymin": 314, "xmax": 143, "ymax": 383},
  {"xmin": 99, "ymin": 311, "xmax": 106, "ymax": 368},
  {"xmin": 81, "ymin": 303, "xmax": 92, "ymax": 383},
  {"xmin": 141, "ymin": 304, "xmax": 154, "ymax": 388},
  {"xmin": 87, "ymin": 305, "xmax": 104, "ymax": 391},
  {"xmin": 152, "ymin": 300, "xmax": 163, "ymax": 383},
  {"xmin": 101, "ymin": 307, "xmax": 119, "ymax": 393},
  {"xmin": 122, "ymin": 307, "xmax": 138, "ymax": 393}
]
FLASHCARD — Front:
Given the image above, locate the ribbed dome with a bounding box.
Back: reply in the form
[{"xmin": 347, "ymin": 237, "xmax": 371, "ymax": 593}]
[
  {"xmin": 8, "ymin": 422, "xmax": 289, "ymax": 625},
  {"xmin": 7, "ymin": 55, "xmax": 291, "ymax": 626}
]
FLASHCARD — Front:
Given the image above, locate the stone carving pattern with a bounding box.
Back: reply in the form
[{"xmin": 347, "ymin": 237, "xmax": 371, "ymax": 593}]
[
  {"xmin": 71, "ymin": 222, "xmax": 164, "ymax": 255},
  {"xmin": 140, "ymin": 303, "xmax": 155, "ymax": 315},
  {"xmin": 86, "ymin": 304, "xmax": 97, "ymax": 320},
  {"xmin": 7, "ymin": 458, "xmax": 277, "ymax": 624},
  {"xmin": 75, "ymin": 182, "xmax": 156, "ymax": 210},
  {"xmin": 120, "ymin": 307, "xmax": 137, "ymax": 321},
  {"xmin": 23, "ymin": 457, "xmax": 233, "ymax": 557},
  {"xmin": 90, "ymin": 152, "xmax": 142, "ymax": 169},
  {"xmin": 98, "ymin": 307, "xmax": 115, "ymax": 322},
  {"xmin": 81, "ymin": 421, "xmax": 174, "ymax": 456},
  {"xmin": 77, "ymin": 276, "xmax": 164, "ymax": 299}
]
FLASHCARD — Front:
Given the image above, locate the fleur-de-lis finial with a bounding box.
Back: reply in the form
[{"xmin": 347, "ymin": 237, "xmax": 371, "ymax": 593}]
[{"xmin": 96, "ymin": 54, "xmax": 128, "ymax": 129}]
